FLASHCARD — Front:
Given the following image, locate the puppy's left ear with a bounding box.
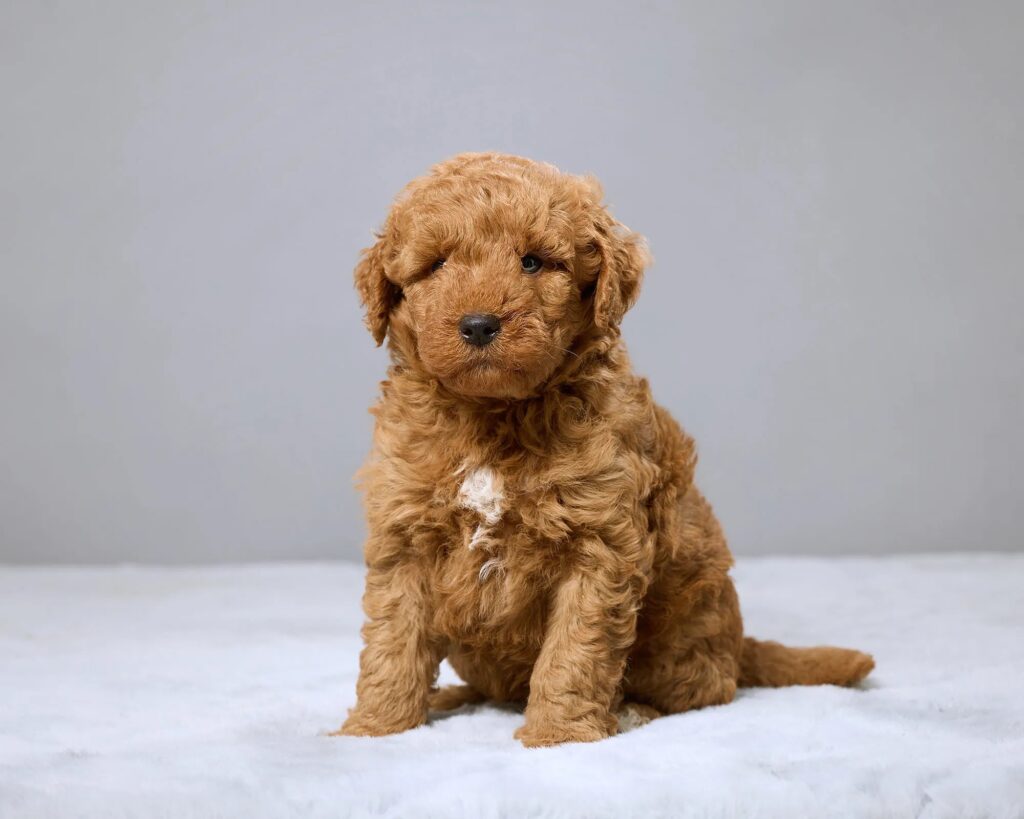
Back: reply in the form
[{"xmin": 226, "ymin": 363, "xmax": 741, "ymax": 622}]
[
  {"xmin": 354, "ymin": 235, "xmax": 400, "ymax": 346},
  {"xmin": 580, "ymin": 179, "xmax": 650, "ymax": 331},
  {"xmin": 591, "ymin": 218, "xmax": 650, "ymax": 331}
]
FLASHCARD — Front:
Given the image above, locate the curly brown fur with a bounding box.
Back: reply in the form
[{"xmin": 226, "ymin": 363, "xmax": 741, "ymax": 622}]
[{"xmin": 336, "ymin": 152, "xmax": 873, "ymax": 747}]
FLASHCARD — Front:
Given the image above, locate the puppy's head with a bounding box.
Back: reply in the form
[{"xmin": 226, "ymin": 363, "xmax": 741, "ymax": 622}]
[{"xmin": 355, "ymin": 153, "xmax": 648, "ymax": 399}]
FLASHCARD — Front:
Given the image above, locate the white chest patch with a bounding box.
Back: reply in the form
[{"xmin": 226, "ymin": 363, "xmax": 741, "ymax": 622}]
[
  {"xmin": 458, "ymin": 466, "xmax": 504, "ymax": 526},
  {"xmin": 457, "ymin": 466, "xmax": 505, "ymax": 555}
]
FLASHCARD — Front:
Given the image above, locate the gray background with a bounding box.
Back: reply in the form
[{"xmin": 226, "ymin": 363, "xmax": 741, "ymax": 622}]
[{"xmin": 2, "ymin": 1, "xmax": 1021, "ymax": 564}]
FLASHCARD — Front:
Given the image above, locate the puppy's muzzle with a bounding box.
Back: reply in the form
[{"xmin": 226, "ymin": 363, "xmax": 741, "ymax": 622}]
[{"xmin": 459, "ymin": 313, "xmax": 501, "ymax": 347}]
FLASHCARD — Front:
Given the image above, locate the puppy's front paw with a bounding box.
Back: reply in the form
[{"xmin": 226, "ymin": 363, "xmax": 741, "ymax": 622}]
[
  {"xmin": 514, "ymin": 718, "xmax": 610, "ymax": 748},
  {"xmin": 329, "ymin": 708, "xmax": 424, "ymax": 738}
]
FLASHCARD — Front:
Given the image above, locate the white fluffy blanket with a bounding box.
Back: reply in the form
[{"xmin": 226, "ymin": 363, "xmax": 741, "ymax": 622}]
[{"xmin": 1, "ymin": 556, "xmax": 1022, "ymax": 818}]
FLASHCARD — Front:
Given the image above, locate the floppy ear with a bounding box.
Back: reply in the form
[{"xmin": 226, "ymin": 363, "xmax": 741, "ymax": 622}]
[
  {"xmin": 591, "ymin": 218, "xmax": 650, "ymax": 331},
  {"xmin": 354, "ymin": 236, "xmax": 400, "ymax": 346}
]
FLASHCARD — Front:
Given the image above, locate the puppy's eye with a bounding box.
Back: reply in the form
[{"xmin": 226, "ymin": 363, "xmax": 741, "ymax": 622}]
[
  {"xmin": 430, "ymin": 258, "xmax": 446, "ymax": 272},
  {"xmin": 521, "ymin": 254, "xmax": 543, "ymax": 274}
]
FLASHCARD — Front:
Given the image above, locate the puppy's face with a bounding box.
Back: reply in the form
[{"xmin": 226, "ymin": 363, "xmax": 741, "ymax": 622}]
[{"xmin": 355, "ymin": 153, "xmax": 648, "ymax": 400}]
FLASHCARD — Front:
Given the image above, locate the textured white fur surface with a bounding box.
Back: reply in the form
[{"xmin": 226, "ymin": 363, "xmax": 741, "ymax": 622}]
[{"xmin": 1, "ymin": 556, "xmax": 1022, "ymax": 819}]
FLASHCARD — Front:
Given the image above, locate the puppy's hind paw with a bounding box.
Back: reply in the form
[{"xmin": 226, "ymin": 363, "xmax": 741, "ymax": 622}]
[
  {"xmin": 427, "ymin": 684, "xmax": 486, "ymax": 713},
  {"xmin": 616, "ymin": 702, "xmax": 661, "ymax": 733}
]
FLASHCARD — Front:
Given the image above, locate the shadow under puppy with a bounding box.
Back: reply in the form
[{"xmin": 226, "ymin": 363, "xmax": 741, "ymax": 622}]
[{"xmin": 337, "ymin": 153, "xmax": 873, "ymax": 747}]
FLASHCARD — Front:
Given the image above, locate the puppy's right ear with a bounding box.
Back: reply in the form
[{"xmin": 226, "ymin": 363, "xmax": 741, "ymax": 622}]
[{"xmin": 354, "ymin": 236, "xmax": 400, "ymax": 346}]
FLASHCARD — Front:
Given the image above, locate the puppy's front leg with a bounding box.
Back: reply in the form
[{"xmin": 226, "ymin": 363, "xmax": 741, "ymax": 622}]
[
  {"xmin": 335, "ymin": 556, "xmax": 442, "ymax": 737},
  {"xmin": 515, "ymin": 545, "xmax": 642, "ymax": 747}
]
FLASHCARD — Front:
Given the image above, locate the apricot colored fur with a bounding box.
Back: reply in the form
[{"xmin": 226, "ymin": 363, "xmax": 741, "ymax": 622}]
[{"xmin": 336, "ymin": 153, "xmax": 873, "ymax": 747}]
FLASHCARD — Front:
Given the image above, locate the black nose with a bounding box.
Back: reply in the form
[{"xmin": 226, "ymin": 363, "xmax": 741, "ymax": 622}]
[{"xmin": 458, "ymin": 313, "xmax": 501, "ymax": 347}]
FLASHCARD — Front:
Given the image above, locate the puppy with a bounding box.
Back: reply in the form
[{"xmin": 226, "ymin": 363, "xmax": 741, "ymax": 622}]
[{"xmin": 337, "ymin": 153, "xmax": 873, "ymax": 747}]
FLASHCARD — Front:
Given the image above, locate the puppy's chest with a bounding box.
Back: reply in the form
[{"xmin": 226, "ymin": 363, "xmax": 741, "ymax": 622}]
[
  {"xmin": 435, "ymin": 463, "xmax": 565, "ymax": 570},
  {"xmin": 425, "ymin": 463, "xmax": 567, "ymax": 632}
]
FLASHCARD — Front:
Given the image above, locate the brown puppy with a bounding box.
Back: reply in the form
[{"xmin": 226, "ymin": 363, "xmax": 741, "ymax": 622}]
[{"xmin": 337, "ymin": 153, "xmax": 873, "ymax": 747}]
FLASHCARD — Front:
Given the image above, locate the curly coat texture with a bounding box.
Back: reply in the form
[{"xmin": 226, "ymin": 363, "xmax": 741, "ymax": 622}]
[{"xmin": 337, "ymin": 153, "xmax": 874, "ymax": 747}]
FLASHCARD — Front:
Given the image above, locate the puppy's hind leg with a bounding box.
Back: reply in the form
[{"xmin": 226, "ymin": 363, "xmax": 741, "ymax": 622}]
[
  {"xmin": 428, "ymin": 684, "xmax": 486, "ymax": 713},
  {"xmin": 616, "ymin": 701, "xmax": 661, "ymax": 733}
]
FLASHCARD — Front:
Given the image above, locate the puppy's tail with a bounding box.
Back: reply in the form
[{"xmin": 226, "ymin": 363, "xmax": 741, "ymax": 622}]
[{"xmin": 738, "ymin": 637, "xmax": 874, "ymax": 688}]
